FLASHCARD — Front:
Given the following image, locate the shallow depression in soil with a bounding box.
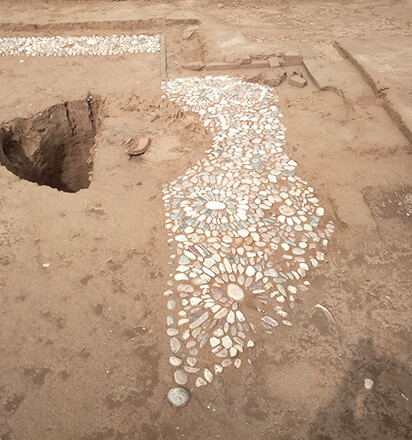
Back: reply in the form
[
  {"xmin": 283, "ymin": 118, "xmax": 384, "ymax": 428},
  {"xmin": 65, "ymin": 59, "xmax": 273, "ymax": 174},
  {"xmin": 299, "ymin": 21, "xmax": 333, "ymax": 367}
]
[{"xmin": 0, "ymin": 95, "xmax": 100, "ymax": 193}]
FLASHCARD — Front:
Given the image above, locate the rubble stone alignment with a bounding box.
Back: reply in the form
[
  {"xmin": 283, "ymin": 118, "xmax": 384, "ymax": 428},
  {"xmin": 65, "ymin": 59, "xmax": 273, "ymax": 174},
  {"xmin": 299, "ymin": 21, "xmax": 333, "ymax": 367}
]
[
  {"xmin": 161, "ymin": 75, "xmax": 335, "ymax": 391},
  {"xmin": 0, "ymin": 34, "xmax": 160, "ymax": 56}
]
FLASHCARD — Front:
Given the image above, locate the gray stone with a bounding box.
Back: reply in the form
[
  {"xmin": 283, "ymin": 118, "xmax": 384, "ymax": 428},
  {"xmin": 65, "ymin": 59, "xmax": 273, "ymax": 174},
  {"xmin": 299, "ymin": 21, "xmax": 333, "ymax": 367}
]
[
  {"xmin": 269, "ymin": 57, "xmax": 280, "ymax": 68},
  {"xmin": 183, "ymin": 61, "xmax": 205, "ymax": 71},
  {"xmin": 240, "ymin": 60, "xmax": 270, "ymax": 69},
  {"xmin": 280, "ymin": 59, "xmax": 303, "ymax": 67},
  {"xmin": 167, "ymin": 387, "xmax": 191, "ymax": 407},
  {"xmin": 259, "ymin": 70, "xmax": 287, "ymax": 87},
  {"xmin": 214, "ymin": 376, "xmax": 225, "ymax": 389},
  {"xmin": 240, "ymin": 57, "xmax": 252, "ymax": 65},
  {"xmin": 284, "ymin": 51, "xmax": 303, "ymax": 62},
  {"xmin": 289, "ymin": 75, "xmax": 307, "ymax": 88},
  {"xmin": 243, "ymin": 69, "xmax": 265, "ymax": 82},
  {"xmin": 303, "ymin": 59, "xmax": 330, "ymax": 90},
  {"xmin": 205, "ymin": 62, "xmax": 239, "ymax": 71}
]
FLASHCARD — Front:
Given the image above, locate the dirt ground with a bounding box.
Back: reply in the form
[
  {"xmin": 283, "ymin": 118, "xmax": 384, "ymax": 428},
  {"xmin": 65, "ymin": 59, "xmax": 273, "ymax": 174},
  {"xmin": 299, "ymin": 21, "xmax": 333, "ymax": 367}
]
[{"xmin": 0, "ymin": 1, "xmax": 411, "ymax": 439}]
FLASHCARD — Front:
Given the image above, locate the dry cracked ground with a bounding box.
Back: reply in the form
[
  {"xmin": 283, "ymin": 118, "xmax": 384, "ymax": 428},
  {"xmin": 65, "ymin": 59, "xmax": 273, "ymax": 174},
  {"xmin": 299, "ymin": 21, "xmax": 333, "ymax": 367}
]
[{"xmin": 0, "ymin": 1, "xmax": 411, "ymax": 439}]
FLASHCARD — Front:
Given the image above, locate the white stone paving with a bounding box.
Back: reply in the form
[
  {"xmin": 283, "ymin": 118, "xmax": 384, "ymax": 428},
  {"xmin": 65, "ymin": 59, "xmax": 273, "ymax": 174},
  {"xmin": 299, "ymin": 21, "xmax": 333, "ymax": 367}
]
[
  {"xmin": 0, "ymin": 34, "xmax": 160, "ymax": 56},
  {"xmin": 161, "ymin": 75, "xmax": 335, "ymax": 390}
]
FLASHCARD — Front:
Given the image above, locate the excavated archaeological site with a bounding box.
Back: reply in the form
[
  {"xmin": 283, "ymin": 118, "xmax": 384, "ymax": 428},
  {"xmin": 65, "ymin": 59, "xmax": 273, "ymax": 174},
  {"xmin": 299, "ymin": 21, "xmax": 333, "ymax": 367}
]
[{"xmin": 0, "ymin": 1, "xmax": 411, "ymax": 439}]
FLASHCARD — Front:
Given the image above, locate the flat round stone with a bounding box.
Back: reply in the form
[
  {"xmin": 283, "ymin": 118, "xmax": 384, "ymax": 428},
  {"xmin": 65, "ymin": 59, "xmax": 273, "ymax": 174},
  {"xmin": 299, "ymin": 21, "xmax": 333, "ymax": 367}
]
[
  {"xmin": 364, "ymin": 378, "xmax": 374, "ymax": 390},
  {"xmin": 174, "ymin": 369, "xmax": 188, "ymax": 385},
  {"xmin": 205, "ymin": 201, "xmax": 226, "ymax": 210},
  {"xmin": 196, "ymin": 377, "xmax": 207, "ymax": 387},
  {"xmin": 245, "ymin": 266, "xmax": 256, "ymax": 277},
  {"xmin": 167, "ymin": 387, "xmax": 191, "ymax": 407},
  {"xmin": 227, "ymin": 283, "xmax": 245, "ymax": 301},
  {"xmin": 316, "ymin": 207, "xmax": 325, "ymax": 216},
  {"xmin": 166, "ymin": 328, "xmax": 179, "ymax": 337},
  {"xmin": 169, "ymin": 356, "xmax": 183, "ymax": 367},
  {"xmin": 222, "ymin": 335, "xmax": 233, "ymax": 349},
  {"xmin": 279, "ymin": 205, "xmax": 295, "ymax": 216}
]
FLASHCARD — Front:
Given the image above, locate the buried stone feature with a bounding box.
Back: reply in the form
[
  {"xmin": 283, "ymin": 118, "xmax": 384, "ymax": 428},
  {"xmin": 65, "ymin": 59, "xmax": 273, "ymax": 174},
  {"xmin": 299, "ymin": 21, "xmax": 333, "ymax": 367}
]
[
  {"xmin": 0, "ymin": 96, "xmax": 100, "ymax": 193},
  {"xmin": 161, "ymin": 76, "xmax": 334, "ymax": 391}
]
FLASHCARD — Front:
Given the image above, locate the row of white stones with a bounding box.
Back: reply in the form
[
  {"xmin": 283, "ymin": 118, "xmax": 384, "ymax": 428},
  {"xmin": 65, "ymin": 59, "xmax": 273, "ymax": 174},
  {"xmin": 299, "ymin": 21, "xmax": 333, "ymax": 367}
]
[{"xmin": 0, "ymin": 34, "xmax": 160, "ymax": 56}]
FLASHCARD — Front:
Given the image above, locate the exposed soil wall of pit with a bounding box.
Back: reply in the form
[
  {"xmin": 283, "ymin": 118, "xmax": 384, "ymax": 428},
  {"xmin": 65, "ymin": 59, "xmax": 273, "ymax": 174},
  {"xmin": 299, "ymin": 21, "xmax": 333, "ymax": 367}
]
[{"xmin": 0, "ymin": 96, "xmax": 100, "ymax": 192}]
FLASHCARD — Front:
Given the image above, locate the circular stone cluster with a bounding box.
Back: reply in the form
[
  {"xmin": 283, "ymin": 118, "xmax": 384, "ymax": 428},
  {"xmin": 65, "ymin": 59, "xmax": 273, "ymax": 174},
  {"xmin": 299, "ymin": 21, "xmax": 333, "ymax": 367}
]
[{"xmin": 168, "ymin": 180, "xmax": 267, "ymax": 236}]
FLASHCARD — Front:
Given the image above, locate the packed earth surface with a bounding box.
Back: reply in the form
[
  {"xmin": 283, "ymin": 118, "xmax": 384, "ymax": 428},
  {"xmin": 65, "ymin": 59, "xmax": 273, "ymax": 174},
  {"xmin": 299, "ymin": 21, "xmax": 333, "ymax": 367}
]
[{"xmin": 0, "ymin": 1, "xmax": 411, "ymax": 440}]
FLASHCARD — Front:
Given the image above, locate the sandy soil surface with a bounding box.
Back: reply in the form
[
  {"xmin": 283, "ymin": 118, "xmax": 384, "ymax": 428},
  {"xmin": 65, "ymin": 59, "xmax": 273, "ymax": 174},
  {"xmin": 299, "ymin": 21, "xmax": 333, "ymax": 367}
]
[
  {"xmin": 0, "ymin": 1, "xmax": 411, "ymax": 439},
  {"xmin": 337, "ymin": 36, "xmax": 412, "ymax": 141}
]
